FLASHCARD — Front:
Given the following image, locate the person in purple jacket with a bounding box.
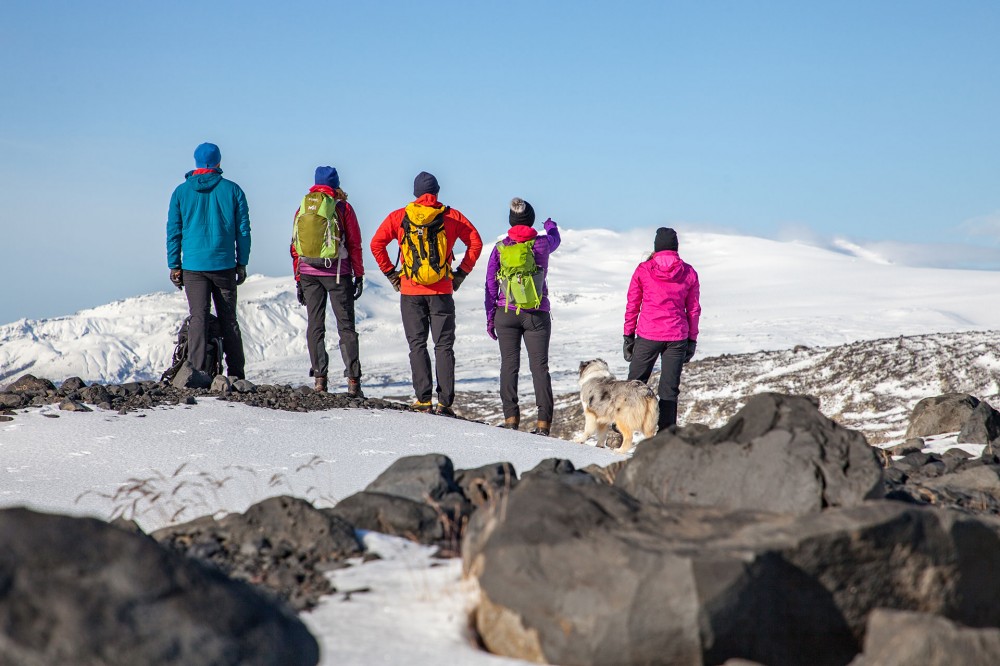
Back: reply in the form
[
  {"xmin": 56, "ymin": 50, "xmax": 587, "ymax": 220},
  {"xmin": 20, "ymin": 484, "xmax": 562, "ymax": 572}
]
[
  {"xmin": 485, "ymin": 198, "xmax": 561, "ymax": 436},
  {"xmin": 623, "ymin": 227, "xmax": 702, "ymax": 431}
]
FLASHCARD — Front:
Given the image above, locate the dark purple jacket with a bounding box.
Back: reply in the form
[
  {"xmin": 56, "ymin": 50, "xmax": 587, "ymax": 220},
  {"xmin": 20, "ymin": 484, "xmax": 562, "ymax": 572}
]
[{"xmin": 485, "ymin": 219, "xmax": 561, "ymax": 322}]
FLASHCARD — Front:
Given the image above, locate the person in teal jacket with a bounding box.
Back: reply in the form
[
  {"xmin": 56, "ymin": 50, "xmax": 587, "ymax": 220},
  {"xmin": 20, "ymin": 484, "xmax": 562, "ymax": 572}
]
[{"xmin": 166, "ymin": 142, "xmax": 252, "ymax": 378}]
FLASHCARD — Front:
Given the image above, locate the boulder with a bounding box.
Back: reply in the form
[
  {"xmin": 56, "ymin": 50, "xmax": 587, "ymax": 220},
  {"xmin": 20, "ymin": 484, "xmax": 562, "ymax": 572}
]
[
  {"xmin": 4, "ymin": 374, "xmax": 56, "ymax": 394},
  {"xmin": 58, "ymin": 399, "xmax": 92, "ymax": 413},
  {"xmin": 850, "ymin": 609, "xmax": 1000, "ymax": 666},
  {"xmin": 454, "ymin": 462, "xmax": 518, "ymax": 508},
  {"xmin": 211, "ymin": 375, "xmax": 233, "ymax": 394},
  {"xmin": 364, "ymin": 453, "xmax": 461, "ymax": 504},
  {"xmin": 231, "ymin": 379, "xmax": 257, "ymax": 393},
  {"xmin": 59, "ymin": 377, "xmax": 87, "ymax": 392},
  {"xmin": 79, "ymin": 384, "xmax": 111, "ymax": 406},
  {"xmin": 616, "ymin": 393, "xmax": 883, "ymax": 515},
  {"xmin": 327, "ymin": 491, "xmax": 445, "ymax": 544},
  {"xmin": 957, "ymin": 401, "xmax": 1000, "ymax": 448},
  {"xmin": 906, "ymin": 393, "xmax": 981, "ymax": 439},
  {"xmin": 170, "ymin": 361, "xmax": 213, "ymax": 389},
  {"xmin": 885, "ymin": 438, "xmax": 924, "ymax": 456},
  {"xmin": 154, "ymin": 495, "xmax": 361, "ymax": 611},
  {"xmin": 0, "ymin": 507, "xmax": 319, "ymax": 666},
  {"xmin": 522, "ymin": 458, "xmax": 596, "ymax": 485},
  {"xmin": 0, "ymin": 393, "xmax": 27, "ymax": 408},
  {"xmin": 464, "ymin": 477, "xmax": 1000, "ymax": 666}
]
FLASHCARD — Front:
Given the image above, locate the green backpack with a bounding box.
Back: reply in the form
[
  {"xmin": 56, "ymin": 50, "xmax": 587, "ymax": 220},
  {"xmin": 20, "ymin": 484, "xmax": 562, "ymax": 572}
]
[
  {"xmin": 496, "ymin": 240, "xmax": 543, "ymax": 313},
  {"xmin": 293, "ymin": 191, "xmax": 344, "ymax": 268}
]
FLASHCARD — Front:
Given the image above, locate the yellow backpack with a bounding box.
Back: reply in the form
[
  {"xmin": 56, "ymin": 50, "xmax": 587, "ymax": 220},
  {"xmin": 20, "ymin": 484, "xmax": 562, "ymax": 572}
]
[{"xmin": 399, "ymin": 203, "xmax": 452, "ymax": 285}]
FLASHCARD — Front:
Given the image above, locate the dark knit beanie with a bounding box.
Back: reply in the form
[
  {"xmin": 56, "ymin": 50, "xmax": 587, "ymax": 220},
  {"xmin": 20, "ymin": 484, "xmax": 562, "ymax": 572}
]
[
  {"xmin": 194, "ymin": 142, "xmax": 221, "ymax": 168},
  {"xmin": 314, "ymin": 166, "xmax": 340, "ymax": 190},
  {"xmin": 509, "ymin": 198, "xmax": 536, "ymax": 227},
  {"xmin": 654, "ymin": 227, "xmax": 678, "ymax": 252},
  {"xmin": 413, "ymin": 171, "xmax": 440, "ymax": 197}
]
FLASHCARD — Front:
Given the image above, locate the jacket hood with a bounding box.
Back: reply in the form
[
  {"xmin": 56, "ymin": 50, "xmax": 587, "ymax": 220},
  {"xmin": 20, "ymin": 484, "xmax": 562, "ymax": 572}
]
[
  {"xmin": 185, "ymin": 169, "xmax": 223, "ymax": 193},
  {"xmin": 650, "ymin": 250, "xmax": 687, "ymax": 281},
  {"xmin": 508, "ymin": 225, "xmax": 538, "ymax": 243}
]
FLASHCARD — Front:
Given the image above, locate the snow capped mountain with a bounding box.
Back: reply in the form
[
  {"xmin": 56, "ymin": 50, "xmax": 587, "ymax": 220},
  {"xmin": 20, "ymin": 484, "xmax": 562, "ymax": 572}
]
[{"xmin": 4, "ymin": 228, "xmax": 1000, "ymax": 399}]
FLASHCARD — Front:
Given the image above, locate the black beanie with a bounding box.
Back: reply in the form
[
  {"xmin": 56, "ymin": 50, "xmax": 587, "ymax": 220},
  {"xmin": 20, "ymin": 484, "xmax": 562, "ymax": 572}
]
[
  {"xmin": 654, "ymin": 227, "xmax": 678, "ymax": 252},
  {"xmin": 413, "ymin": 171, "xmax": 440, "ymax": 197},
  {"xmin": 509, "ymin": 198, "xmax": 536, "ymax": 227}
]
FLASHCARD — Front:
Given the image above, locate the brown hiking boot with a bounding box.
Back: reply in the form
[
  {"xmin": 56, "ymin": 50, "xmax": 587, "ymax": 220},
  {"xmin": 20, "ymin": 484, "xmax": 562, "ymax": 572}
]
[
  {"xmin": 435, "ymin": 404, "xmax": 456, "ymax": 417},
  {"xmin": 347, "ymin": 377, "xmax": 365, "ymax": 399},
  {"xmin": 500, "ymin": 416, "xmax": 520, "ymax": 430},
  {"xmin": 531, "ymin": 420, "xmax": 551, "ymax": 437},
  {"xmin": 314, "ymin": 376, "xmax": 328, "ymax": 393}
]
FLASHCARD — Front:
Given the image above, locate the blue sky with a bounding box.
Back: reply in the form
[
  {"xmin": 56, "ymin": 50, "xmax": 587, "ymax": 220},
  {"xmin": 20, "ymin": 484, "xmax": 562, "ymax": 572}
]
[{"xmin": 1, "ymin": 0, "xmax": 998, "ymax": 324}]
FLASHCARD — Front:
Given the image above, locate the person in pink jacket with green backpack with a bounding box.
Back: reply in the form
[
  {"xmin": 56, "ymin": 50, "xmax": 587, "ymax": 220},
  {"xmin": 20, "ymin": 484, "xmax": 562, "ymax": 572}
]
[{"xmin": 623, "ymin": 227, "xmax": 701, "ymax": 431}]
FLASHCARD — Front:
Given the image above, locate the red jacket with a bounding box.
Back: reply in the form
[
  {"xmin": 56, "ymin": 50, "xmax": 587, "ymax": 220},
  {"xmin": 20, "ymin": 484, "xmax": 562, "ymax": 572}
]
[
  {"xmin": 370, "ymin": 193, "xmax": 483, "ymax": 295},
  {"xmin": 290, "ymin": 186, "xmax": 364, "ymax": 279}
]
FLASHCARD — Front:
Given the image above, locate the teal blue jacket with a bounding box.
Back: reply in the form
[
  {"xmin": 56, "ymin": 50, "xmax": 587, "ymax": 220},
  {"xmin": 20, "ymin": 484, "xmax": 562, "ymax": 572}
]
[{"xmin": 166, "ymin": 169, "xmax": 251, "ymax": 271}]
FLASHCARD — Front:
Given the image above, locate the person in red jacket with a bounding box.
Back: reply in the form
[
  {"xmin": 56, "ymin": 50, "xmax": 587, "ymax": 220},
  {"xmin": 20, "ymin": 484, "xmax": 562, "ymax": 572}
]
[
  {"xmin": 290, "ymin": 166, "xmax": 365, "ymax": 396},
  {"xmin": 370, "ymin": 171, "xmax": 483, "ymax": 414}
]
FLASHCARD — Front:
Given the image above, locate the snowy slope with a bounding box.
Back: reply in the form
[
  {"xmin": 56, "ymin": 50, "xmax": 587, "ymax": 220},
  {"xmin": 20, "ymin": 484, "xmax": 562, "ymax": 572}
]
[{"xmin": 4, "ymin": 228, "xmax": 1000, "ymax": 398}]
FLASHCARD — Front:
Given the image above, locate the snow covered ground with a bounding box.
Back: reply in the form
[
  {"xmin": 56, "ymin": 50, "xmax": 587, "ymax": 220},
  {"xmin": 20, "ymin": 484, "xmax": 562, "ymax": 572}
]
[
  {"xmin": 0, "ymin": 400, "xmax": 620, "ymax": 665},
  {"xmin": 6, "ymin": 228, "xmax": 1000, "ymax": 398}
]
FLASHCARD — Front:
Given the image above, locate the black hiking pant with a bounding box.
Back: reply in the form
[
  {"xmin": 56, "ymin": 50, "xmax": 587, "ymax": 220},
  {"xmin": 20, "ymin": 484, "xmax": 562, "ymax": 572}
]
[
  {"xmin": 183, "ymin": 269, "xmax": 246, "ymax": 379},
  {"xmin": 627, "ymin": 336, "xmax": 687, "ymax": 430},
  {"xmin": 495, "ymin": 309, "xmax": 553, "ymax": 423},
  {"xmin": 400, "ymin": 294, "xmax": 456, "ymax": 406},
  {"xmin": 301, "ymin": 274, "xmax": 361, "ymax": 380}
]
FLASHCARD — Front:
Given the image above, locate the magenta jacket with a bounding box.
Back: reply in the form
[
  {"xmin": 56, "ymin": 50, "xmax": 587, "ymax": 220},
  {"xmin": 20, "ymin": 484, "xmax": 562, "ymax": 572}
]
[{"xmin": 624, "ymin": 250, "xmax": 701, "ymax": 341}]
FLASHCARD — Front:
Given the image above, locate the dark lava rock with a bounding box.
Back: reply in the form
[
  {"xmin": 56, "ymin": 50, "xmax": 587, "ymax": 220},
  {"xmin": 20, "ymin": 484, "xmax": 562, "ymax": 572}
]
[
  {"xmin": 154, "ymin": 495, "xmax": 362, "ymax": 611},
  {"xmin": 522, "ymin": 458, "xmax": 596, "ymax": 485},
  {"xmin": 58, "ymin": 399, "xmax": 92, "ymax": 413},
  {"xmin": 617, "ymin": 393, "xmax": 883, "ymax": 515},
  {"xmin": 4, "ymin": 374, "xmax": 56, "ymax": 394},
  {"xmin": 0, "ymin": 507, "xmax": 319, "ymax": 666},
  {"xmin": 850, "ymin": 609, "xmax": 1000, "ymax": 666},
  {"xmin": 958, "ymin": 401, "xmax": 1000, "ymax": 448},
  {"xmin": 59, "ymin": 376, "xmax": 87, "ymax": 393},
  {"xmin": 454, "ymin": 462, "xmax": 518, "ymax": 508},
  {"xmin": 327, "ymin": 491, "xmax": 446, "ymax": 545},
  {"xmin": 906, "ymin": 393, "xmax": 981, "ymax": 439},
  {"xmin": 464, "ymin": 477, "xmax": 1000, "ymax": 666}
]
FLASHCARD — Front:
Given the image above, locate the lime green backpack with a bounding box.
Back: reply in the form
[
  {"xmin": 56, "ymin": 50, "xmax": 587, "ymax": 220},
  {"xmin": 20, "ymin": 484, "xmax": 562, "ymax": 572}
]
[
  {"xmin": 293, "ymin": 191, "xmax": 344, "ymax": 268},
  {"xmin": 496, "ymin": 240, "xmax": 543, "ymax": 313}
]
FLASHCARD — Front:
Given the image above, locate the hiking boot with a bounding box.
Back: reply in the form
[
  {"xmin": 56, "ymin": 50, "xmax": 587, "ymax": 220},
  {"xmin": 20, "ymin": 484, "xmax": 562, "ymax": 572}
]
[
  {"xmin": 314, "ymin": 376, "xmax": 328, "ymax": 393},
  {"xmin": 436, "ymin": 404, "xmax": 457, "ymax": 417},
  {"xmin": 347, "ymin": 377, "xmax": 365, "ymax": 399},
  {"xmin": 531, "ymin": 420, "xmax": 551, "ymax": 437},
  {"xmin": 412, "ymin": 399, "xmax": 433, "ymax": 412},
  {"xmin": 500, "ymin": 416, "xmax": 520, "ymax": 430}
]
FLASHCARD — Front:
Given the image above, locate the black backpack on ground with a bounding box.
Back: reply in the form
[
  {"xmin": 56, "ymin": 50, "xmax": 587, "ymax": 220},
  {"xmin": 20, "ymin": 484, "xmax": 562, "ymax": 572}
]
[{"xmin": 161, "ymin": 314, "xmax": 225, "ymax": 382}]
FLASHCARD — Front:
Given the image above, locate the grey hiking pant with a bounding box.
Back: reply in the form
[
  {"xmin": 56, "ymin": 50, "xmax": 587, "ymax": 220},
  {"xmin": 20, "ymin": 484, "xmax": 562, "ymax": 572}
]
[
  {"xmin": 400, "ymin": 294, "xmax": 456, "ymax": 406},
  {"xmin": 495, "ymin": 309, "xmax": 553, "ymax": 423},
  {"xmin": 183, "ymin": 269, "xmax": 246, "ymax": 379},
  {"xmin": 627, "ymin": 336, "xmax": 687, "ymax": 429},
  {"xmin": 301, "ymin": 274, "xmax": 361, "ymax": 379}
]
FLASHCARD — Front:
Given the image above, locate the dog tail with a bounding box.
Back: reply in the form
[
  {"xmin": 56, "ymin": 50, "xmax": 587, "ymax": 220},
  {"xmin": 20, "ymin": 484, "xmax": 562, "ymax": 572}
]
[{"xmin": 642, "ymin": 396, "xmax": 658, "ymax": 438}]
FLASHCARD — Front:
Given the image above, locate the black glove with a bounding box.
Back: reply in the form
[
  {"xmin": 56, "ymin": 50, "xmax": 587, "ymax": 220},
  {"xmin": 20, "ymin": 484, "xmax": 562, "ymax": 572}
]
[
  {"xmin": 169, "ymin": 269, "xmax": 183, "ymax": 290},
  {"xmin": 352, "ymin": 276, "xmax": 364, "ymax": 301},
  {"xmin": 384, "ymin": 269, "xmax": 401, "ymax": 292},
  {"xmin": 452, "ymin": 268, "xmax": 468, "ymax": 291},
  {"xmin": 235, "ymin": 265, "xmax": 247, "ymax": 286},
  {"xmin": 296, "ymin": 281, "xmax": 306, "ymax": 306},
  {"xmin": 623, "ymin": 334, "xmax": 635, "ymax": 362},
  {"xmin": 684, "ymin": 339, "xmax": 697, "ymax": 363}
]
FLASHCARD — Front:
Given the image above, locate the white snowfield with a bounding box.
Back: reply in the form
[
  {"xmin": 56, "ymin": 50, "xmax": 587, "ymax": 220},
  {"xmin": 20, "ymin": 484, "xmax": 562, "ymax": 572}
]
[{"xmin": 4, "ymin": 227, "xmax": 1000, "ymax": 396}]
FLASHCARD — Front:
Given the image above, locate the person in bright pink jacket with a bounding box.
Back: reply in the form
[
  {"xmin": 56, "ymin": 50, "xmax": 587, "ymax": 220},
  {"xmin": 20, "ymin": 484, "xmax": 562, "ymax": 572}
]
[{"xmin": 623, "ymin": 227, "xmax": 701, "ymax": 431}]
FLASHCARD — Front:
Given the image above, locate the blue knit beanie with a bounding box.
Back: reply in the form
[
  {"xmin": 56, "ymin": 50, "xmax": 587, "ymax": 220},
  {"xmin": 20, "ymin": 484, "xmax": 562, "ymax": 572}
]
[
  {"xmin": 315, "ymin": 166, "xmax": 340, "ymax": 190},
  {"xmin": 413, "ymin": 171, "xmax": 440, "ymax": 197},
  {"xmin": 194, "ymin": 143, "xmax": 221, "ymax": 168}
]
